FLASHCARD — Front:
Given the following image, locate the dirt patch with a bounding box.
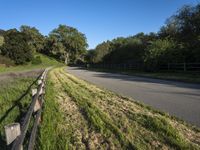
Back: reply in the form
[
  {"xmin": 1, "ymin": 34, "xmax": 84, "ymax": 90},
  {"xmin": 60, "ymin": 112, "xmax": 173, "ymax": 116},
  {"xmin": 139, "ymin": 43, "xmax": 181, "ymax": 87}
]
[{"xmin": 0, "ymin": 69, "xmax": 44, "ymax": 84}]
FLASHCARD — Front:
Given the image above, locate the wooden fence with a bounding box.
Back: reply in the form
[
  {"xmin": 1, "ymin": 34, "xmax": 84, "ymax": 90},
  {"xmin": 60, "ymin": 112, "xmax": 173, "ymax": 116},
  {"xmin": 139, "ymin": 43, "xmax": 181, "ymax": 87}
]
[{"xmin": 4, "ymin": 68, "xmax": 50, "ymax": 150}]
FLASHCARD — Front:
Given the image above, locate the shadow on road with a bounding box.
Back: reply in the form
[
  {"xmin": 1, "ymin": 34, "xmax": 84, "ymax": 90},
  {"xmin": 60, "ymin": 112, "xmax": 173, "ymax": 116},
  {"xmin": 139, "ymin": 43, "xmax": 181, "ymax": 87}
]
[{"xmin": 69, "ymin": 67, "xmax": 200, "ymax": 90}]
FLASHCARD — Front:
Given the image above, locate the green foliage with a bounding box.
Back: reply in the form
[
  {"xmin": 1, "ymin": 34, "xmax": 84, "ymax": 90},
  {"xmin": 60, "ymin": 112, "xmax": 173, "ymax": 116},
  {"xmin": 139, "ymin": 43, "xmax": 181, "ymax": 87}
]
[
  {"xmin": 20, "ymin": 25, "xmax": 45, "ymax": 52},
  {"xmin": 1, "ymin": 29, "xmax": 33, "ymax": 64},
  {"xmin": 0, "ymin": 36, "xmax": 4, "ymax": 47},
  {"xmin": 0, "ymin": 55, "xmax": 15, "ymax": 66},
  {"xmin": 0, "ymin": 53, "xmax": 62, "ymax": 74},
  {"xmin": 144, "ymin": 38, "xmax": 177, "ymax": 71},
  {"xmin": 92, "ymin": 41, "xmax": 112, "ymax": 63},
  {"xmin": 104, "ymin": 38, "xmax": 145, "ymax": 64},
  {"xmin": 87, "ymin": 35, "xmax": 152, "ymax": 64},
  {"xmin": 44, "ymin": 24, "xmax": 88, "ymax": 64},
  {"xmin": 43, "ymin": 36, "xmax": 67, "ymax": 61},
  {"xmin": 159, "ymin": 3, "xmax": 200, "ymax": 62},
  {"xmin": 31, "ymin": 55, "xmax": 42, "ymax": 65},
  {"xmin": 86, "ymin": 3, "xmax": 200, "ymax": 71}
]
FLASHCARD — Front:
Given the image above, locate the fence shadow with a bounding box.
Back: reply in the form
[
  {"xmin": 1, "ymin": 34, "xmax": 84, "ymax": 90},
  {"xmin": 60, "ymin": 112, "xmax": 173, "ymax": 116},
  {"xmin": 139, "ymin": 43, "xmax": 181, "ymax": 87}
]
[{"xmin": 0, "ymin": 73, "xmax": 42, "ymax": 149}]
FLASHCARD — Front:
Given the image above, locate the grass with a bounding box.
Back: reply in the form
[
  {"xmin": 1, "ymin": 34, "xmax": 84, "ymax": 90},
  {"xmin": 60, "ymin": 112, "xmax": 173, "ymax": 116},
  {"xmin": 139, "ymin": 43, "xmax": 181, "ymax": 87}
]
[
  {"xmin": 38, "ymin": 67, "xmax": 200, "ymax": 150},
  {"xmin": 0, "ymin": 53, "xmax": 63, "ymax": 74},
  {"xmin": 87, "ymin": 67, "xmax": 200, "ymax": 84},
  {"xmin": 0, "ymin": 77, "xmax": 38, "ymax": 149}
]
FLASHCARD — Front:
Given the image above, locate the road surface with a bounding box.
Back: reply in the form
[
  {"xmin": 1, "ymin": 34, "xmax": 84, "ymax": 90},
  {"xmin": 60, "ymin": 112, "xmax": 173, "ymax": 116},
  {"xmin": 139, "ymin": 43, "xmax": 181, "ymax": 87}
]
[{"xmin": 66, "ymin": 67, "xmax": 200, "ymax": 127}]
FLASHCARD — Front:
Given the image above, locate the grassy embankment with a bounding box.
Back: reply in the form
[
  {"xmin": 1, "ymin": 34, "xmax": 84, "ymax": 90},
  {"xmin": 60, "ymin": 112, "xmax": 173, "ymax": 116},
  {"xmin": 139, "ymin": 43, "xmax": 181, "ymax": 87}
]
[
  {"xmin": 38, "ymin": 67, "xmax": 200, "ymax": 150},
  {"xmin": 87, "ymin": 67, "xmax": 200, "ymax": 84},
  {"xmin": 0, "ymin": 77, "xmax": 38, "ymax": 149},
  {"xmin": 0, "ymin": 53, "xmax": 62, "ymax": 74}
]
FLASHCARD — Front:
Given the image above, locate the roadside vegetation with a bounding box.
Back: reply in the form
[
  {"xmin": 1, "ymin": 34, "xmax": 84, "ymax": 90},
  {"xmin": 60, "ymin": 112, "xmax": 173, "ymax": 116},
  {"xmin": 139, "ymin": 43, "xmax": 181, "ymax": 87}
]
[
  {"xmin": 0, "ymin": 24, "xmax": 87, "ymax": 75},
  {"xmin": 0, "ymin": 77, "xmax": 38, "ymax": 149},
  {"xmin": 85, "ymin": 3, "xmax": 200, "ymax": 72},
  {"xmin": 38, "ymin": 67, "xmax": 200, "ymax": 150},
  {"xmin": 0, "ymin": 54, "xmax": 62, "ymax": 74}
]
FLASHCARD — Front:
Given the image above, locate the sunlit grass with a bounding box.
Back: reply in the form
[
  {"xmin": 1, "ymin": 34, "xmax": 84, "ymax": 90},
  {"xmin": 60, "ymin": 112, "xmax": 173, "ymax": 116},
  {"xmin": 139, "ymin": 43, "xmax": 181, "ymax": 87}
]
[
  {"xmin": 0, "ymin": 77, "xmax": 37, "ymax": 149},
  {"xmin": 38, "ymin": 67, "xmax": 200, "ymax": 150},
  {"xmin": 0, "ymin": 53, "xmax": 63, "ymax": 74}
]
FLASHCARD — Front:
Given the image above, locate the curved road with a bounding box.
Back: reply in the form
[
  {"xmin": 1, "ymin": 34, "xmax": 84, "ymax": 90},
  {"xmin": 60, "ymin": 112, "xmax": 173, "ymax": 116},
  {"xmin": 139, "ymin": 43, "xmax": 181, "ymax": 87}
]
[{"xmin": 66, "ymin": 67, "xmax": 200, "ymax": 127}]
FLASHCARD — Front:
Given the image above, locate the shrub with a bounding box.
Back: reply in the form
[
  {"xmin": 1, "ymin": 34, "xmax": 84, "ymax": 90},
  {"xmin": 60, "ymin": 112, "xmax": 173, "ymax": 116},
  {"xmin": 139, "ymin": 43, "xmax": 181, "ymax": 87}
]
[
  {"xmin": 1, "ymin": 29, "xmax": 33, "ymax": 65},
  {"xmin": 31, "ymin": 56, "xmax": 42, "ymax": 65},
  {"xmin": 0, "ymin": 55, "xmax": 15, "ymax": 66}
]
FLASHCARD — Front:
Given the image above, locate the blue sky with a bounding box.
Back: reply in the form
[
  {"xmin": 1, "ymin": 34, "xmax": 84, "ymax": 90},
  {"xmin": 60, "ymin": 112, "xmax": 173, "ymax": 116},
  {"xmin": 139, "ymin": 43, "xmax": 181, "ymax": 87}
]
[{"xmin": 0, "ymin": 0, "xmax": 199, "ymax": 49}]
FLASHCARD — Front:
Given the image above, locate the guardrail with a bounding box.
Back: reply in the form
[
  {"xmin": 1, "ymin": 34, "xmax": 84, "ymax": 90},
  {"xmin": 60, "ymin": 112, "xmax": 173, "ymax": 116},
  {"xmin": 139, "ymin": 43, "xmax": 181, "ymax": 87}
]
[{"xmin": 4, "ymin": 68, "xmax": 50, "ymax": 150}]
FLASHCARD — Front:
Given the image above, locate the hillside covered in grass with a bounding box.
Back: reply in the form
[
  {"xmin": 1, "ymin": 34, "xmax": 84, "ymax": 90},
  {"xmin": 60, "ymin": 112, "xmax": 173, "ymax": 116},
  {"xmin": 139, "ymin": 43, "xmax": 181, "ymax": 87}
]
[
  {"xmin": 0, "ymin": 53, "xmax": 62, "ymax": 74},
  {"xmin": 38, "ymin": 67, "xmax": 200, "ymax": 150}
]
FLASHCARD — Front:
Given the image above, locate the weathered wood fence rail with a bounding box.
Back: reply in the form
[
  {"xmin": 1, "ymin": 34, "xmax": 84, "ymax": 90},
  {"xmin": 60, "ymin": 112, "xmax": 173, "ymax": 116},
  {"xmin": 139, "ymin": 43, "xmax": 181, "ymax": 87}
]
[{"xmin": 4, "ymin": 68, "xmax": 50, "ymax": 150}]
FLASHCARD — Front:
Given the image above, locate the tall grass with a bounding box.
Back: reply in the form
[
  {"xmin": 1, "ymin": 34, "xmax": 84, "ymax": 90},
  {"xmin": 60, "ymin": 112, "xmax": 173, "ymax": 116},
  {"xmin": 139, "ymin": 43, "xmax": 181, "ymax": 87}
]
[
  {"xmin": 38, "ymin": 68, "xmax": 200, "ymax": 150},
  {"xmin": 0, "ymin": 77, "xmax": 37, "ymax": 149}
]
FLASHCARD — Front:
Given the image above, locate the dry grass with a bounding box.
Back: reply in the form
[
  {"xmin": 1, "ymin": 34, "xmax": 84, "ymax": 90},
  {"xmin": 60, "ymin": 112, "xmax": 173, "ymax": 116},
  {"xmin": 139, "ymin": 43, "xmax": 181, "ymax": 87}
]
[{"xmin": 39, "ymin": 67, "xmax": 200, "ymax": 150}]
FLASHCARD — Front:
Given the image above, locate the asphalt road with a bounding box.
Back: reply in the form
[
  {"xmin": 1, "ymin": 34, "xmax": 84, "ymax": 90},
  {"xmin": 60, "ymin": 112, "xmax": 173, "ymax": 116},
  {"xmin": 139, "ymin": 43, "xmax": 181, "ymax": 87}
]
[{"xmin": 66, "ymin": 67, "xmax": 200, "ymax": 127}]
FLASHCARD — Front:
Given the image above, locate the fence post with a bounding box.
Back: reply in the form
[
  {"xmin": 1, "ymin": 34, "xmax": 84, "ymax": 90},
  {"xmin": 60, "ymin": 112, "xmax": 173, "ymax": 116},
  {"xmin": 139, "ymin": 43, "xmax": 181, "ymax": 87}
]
[{"xmin": 4, "ymin": 123, "xmax": 21, "ymax": 145}]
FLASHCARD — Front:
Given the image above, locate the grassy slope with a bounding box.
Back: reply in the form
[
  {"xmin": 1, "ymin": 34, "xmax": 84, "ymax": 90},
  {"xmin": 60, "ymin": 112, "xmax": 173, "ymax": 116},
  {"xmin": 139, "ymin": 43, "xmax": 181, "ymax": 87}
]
[
  {"xmin": 38, "ymin": 67, "xmax": 200, "ymax": 150},
  {"xmin": 87, "ymin": 68, "xmax": 200, "ymax": 84},
  {"xmin": 0, "ymin": 53, "xmax": 62, "ymax": 74},
  {"xmin": 0, "ymin": 77, "xmax": 38, "ymax": 149}
]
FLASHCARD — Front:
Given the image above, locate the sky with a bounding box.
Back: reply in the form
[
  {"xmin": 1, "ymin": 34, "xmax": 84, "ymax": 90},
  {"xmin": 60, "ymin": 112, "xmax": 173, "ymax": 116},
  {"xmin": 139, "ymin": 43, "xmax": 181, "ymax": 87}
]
[{"xmin": 0, "ymin": 0, "xmax": 199, "ymax": 49}]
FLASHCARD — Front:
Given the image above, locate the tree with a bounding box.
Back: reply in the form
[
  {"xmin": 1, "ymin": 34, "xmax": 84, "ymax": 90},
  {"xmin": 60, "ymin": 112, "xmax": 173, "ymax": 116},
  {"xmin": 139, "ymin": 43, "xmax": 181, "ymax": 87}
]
[
  {"xmin": 103, "ymin": 37, "xmax": 145, "ymax": 64},
  {"xmin": 20, "ymin": 25, "xmax": 45, "ymax": 52},
  {"xmin": 0, "ymin": 36, "xmax": 4, "ymax": 47},
  {"xmin": 144, "ymin": 38, "xmax": 178, "ymax": 71},
  {"xmin": 0, "ymin": 29, "xmax": 5, "ymax": 51},
  {"xmin": 85, "ymin": 49, "xmax": 96, "ymax": 63},
  {"xmin": 1, "ymin": 29, "xmax": 33, "ymax": 64},
  {"xmin": 158, "ymin": 4, "xmax": 200, "ymax": 62},
  {"xmin": 47, "ymin": 24, "xmax": 88, "ymax": 63},
  {"xmin": 92, "ymin": 41, "xmax": 112, "ymax": 63},
  {"xmin": 44, "ymin": 36, "xmax": 67, "ymax": 61}
]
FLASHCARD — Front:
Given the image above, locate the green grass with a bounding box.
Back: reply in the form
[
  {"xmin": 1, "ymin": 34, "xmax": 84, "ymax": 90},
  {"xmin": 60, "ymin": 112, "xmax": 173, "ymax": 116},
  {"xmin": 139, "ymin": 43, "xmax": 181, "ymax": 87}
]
[
  {"xmin": 37, "ymin": 75, "xmax": 73, "ymax": 150},
  {"xmin": 0, "ymin": 53, "xmax": 63, "ymax": 74},
  {"xmin": 38, "ymin": 67, "xmax": 200, "ymax": 150},
  {"xmin": 87, "ymin": 67, "xmax": 200, "ymax": 84},
  {"xmin": 0, "ymin": 77, "xmax": 38, "ymax": 149}
]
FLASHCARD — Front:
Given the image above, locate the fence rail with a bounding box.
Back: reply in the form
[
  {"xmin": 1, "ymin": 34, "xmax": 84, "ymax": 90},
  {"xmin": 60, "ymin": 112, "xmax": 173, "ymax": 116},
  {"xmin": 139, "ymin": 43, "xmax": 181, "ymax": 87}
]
[
  {"xmin": 87, "ymin": 63, "xmax": 200, "ymax": 72},
  {"xmin": 4, "ymin": 68, "xmax": 50, "ymax": 150}
]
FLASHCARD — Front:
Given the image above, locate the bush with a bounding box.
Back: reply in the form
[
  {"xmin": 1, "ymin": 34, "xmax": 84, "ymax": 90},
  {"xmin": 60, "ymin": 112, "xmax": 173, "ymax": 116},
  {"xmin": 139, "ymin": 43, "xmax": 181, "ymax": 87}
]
[
  {"xmin": 0, "ymin": 55, "xmax": 15, "ymax": 66},
  {"xmin": 1, "ymin": 29, "xmax": 33, "ymax": 65},
  {"xmin": 31, "ymin": 56, "xmax": 42, "ymax": 65},
  {"xmin": 144, "ymin": 39, "xmax": 177, "ymax": 71}
]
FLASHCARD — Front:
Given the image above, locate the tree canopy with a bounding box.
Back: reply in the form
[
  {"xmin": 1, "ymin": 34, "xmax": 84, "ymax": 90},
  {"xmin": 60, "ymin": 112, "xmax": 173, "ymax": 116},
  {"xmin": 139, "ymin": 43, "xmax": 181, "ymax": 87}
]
[
  {"xmin": 85, "ymin": 3, "xmax": 200, "ymax": 71},
  {"xmin": 1, "ymin": 29, "xmax": 33, "ymax": 64},
  {"xmin": 0, "ymin": 25, "xmax": 88, "ymax": 65},
  {"xmin": 20, "ymin": 25, "xmax": 45, "ymax": 53},
  {"xmin": 44, "ymin": 25, "xmax": 88, "ymax": 63}
]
